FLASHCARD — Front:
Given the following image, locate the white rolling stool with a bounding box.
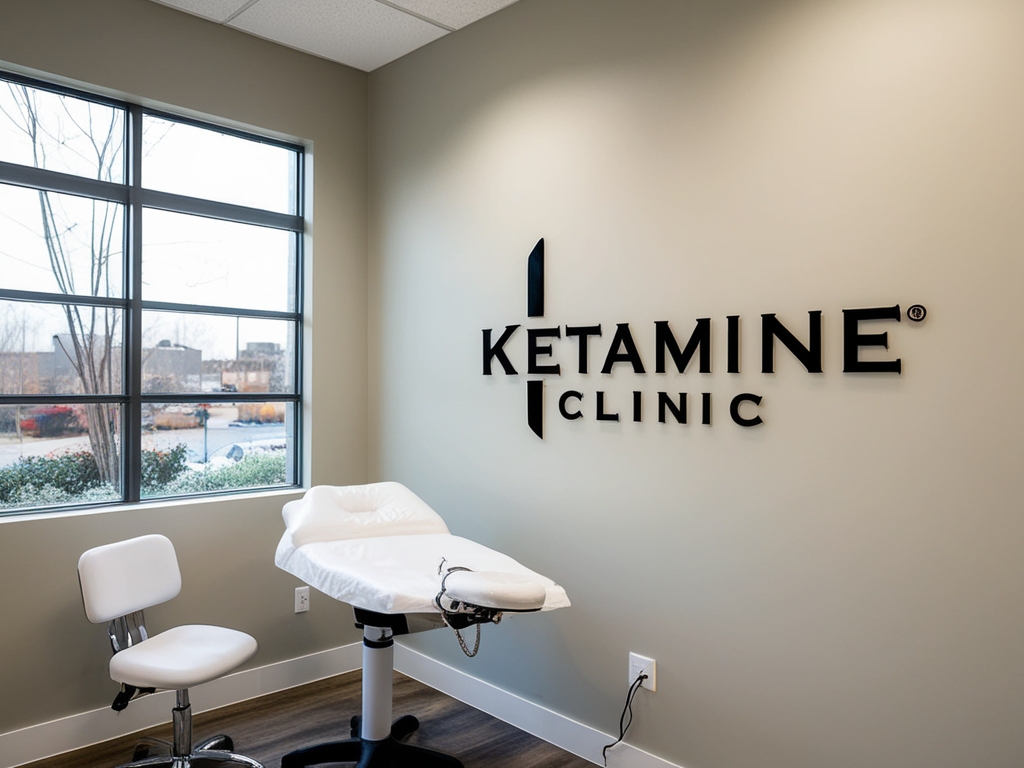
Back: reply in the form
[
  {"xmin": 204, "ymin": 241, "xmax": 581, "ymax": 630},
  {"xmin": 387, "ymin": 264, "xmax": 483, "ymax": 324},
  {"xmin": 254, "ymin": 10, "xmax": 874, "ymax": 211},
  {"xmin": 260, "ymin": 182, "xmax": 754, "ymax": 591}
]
[{"xmin": 78, "ymin": 534, "xmax": 262, "ymax": 768}]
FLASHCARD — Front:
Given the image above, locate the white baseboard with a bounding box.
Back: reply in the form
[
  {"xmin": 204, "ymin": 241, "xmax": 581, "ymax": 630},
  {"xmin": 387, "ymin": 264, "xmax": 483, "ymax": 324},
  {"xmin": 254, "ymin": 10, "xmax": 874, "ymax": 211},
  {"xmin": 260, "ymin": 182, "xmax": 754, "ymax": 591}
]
[
  {"xmin": 1, "ymin": 644, "xmax": 362, "ymax": 768},
  {"xmin": 2, "ymin": 642, "xmax": 681, "ymax": 768},
  {"xmin": 393, "ymin": 642, "xmax": 681, "ymax": 768}
]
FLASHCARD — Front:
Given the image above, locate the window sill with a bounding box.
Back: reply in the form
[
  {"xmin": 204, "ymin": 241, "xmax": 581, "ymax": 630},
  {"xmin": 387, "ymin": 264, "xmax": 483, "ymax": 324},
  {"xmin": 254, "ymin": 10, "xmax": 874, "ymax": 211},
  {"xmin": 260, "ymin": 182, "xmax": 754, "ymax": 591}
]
[{"xmin": 0, "ymin": 486, "xmax": 307, "ymax": 525}]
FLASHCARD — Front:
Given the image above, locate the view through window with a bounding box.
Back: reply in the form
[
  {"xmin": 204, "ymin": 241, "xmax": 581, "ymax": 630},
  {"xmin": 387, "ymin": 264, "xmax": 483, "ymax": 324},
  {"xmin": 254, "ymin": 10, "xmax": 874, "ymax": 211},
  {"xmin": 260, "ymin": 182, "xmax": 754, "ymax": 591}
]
[{"xmin": 0, "ymin": 71, "xmax": 303, "ymax": 514}]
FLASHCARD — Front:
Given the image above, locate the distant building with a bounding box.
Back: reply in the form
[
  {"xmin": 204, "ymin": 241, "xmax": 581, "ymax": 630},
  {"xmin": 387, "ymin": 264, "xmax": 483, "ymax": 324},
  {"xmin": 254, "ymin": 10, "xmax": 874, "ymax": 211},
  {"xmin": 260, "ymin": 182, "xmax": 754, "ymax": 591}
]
[
  {"xmin": 0, "ymin": 351, "xmax": 56, "ymax": 394},
  {"xmin": 51, "ymin": 333, "xmax": 122, "ymax": 391},
  {"xmin": 216, "ymin": 341, "xmax": 285, "ymax": 392},
  {"xmin": 3, "ymin": 337, "xmax": 285, "ymax": 396},
  {"xmin": 143, "ymin": 340, "xmax": 202, "ymax": 392}
]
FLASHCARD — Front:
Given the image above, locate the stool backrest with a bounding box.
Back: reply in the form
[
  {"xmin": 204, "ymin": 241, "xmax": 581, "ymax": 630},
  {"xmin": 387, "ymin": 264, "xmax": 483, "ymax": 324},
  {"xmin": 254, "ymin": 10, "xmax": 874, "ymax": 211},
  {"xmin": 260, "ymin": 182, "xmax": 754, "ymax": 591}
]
[{"xmin": 78, "ymin": 534, "xmax": 182, "ymax": 624}]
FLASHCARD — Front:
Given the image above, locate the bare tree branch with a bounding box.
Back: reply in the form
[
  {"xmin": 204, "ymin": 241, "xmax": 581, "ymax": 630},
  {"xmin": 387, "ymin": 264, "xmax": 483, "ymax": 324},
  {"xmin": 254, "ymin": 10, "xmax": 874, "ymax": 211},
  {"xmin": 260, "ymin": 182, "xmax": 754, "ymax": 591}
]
[{"xmin": 7, "ymin": 83, "xmax": 123, "ymax": 484}]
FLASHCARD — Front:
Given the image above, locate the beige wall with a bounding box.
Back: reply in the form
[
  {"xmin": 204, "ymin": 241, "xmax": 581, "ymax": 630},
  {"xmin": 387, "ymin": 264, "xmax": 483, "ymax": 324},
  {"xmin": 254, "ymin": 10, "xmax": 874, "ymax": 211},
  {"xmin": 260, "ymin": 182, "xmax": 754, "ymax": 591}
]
[
  {"xmin": 4, "ymin": 0, "xmax": 1024, "ymax": 765},
  {"xmin": 0, "ymin": 0, "xmax": 367, "ymax": 733},
  {"xmin": 368, "ymin": 1, "xmax": 1024, "ymax": 767}
]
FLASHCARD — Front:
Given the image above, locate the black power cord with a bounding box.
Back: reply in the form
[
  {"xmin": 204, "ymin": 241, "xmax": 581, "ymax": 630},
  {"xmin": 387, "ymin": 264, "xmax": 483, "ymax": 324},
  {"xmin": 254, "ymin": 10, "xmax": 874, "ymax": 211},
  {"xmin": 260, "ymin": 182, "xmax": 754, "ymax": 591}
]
[{"xmin": 602, "ymin": 672, "xmax": 648, "ymax": 765}]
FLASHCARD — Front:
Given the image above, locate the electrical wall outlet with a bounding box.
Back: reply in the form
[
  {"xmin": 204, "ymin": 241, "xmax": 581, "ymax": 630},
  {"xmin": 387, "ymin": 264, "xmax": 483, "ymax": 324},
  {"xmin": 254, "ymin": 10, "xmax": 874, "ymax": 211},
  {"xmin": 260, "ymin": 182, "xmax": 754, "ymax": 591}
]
[
  {"xmin": 295, "ymin": 586, "xmax": 310, "ymax": 613},
  {"xmin": 629, "ymin": 652, "xmax": 656, "ymax": 691}
]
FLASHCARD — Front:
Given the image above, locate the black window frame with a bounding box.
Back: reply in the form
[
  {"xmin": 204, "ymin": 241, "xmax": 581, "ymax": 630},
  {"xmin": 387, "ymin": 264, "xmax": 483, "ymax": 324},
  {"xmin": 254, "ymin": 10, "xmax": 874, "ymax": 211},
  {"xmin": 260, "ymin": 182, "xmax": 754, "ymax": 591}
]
[{"xmin": 0, "ymin": 69, "xmax": 304, "ymax": 515}]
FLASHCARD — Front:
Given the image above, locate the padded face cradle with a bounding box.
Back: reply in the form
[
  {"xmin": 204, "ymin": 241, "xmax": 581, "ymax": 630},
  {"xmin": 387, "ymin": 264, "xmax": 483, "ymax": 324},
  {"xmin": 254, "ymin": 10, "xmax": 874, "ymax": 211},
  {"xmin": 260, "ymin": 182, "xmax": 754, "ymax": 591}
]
[
  {"xmin": 285, "ymin": 482, "xmax": 450, "ymax": 548},
  {"xmin": 441, "ymin": 571, "xmax": 547, "ymax": 612},
  {"xmin": 108, "ymin": 624, "xmax": 258, "ymax": 690},
  {"xmin": 78, "ymin": 534, "xmax": 182, "ymax": 624}
]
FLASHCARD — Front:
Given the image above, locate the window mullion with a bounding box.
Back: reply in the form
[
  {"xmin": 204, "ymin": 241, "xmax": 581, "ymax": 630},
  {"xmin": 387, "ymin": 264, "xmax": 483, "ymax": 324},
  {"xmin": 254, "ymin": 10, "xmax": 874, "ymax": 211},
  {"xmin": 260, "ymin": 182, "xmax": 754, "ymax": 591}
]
[
  {"xmin": 0, "ymin": 288, "xmax": 129, "ymax": 308},
  {"xmin": 138, "ymin": 188, "xmax": 302, "ymax": 231},
  {"xmin": 139, "ymin": 300, "xmax": 299, "ymax": 321},
  {"xmin": 0, "ymin": 160, "xmax": 129, "ymax": 203},
  {"xmin": 124, "ymin": 104, "xmax": 144, "ymax": 505}
]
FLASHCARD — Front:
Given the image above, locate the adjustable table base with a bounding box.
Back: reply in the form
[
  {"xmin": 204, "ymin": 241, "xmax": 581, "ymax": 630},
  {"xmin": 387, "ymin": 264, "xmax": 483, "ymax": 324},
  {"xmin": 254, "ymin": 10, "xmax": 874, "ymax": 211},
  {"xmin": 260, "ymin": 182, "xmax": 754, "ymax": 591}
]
[
  {"xmin": 279, "ymin": 730, "xmax": 461, "ymax": 768},
  {"xmin": 280, "ymin": 619, "xmax": 463, "ymax": 768}
]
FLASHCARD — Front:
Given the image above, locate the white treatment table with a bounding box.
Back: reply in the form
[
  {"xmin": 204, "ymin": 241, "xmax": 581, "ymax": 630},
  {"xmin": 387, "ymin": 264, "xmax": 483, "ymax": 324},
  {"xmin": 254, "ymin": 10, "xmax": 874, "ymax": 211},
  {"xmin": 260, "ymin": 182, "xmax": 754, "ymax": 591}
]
[{"xmin": 274, "ymin": 482, "xmax": 569, "ymax": 768}]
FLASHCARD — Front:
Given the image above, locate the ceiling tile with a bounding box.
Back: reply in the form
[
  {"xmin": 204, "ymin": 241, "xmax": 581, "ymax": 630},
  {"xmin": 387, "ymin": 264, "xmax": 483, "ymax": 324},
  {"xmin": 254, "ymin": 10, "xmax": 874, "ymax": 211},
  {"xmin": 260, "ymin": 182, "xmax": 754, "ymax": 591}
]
[
  {"xmin": 384, "ymin": 0, "xmax": 520, "ymax": 31},
  {"xmin": 149, "ymin": 0, "xmax": 253, "ymax": 23},
  {"xmin": 228, "ymin": 0, "xmax": 448, "ymax": 71}
]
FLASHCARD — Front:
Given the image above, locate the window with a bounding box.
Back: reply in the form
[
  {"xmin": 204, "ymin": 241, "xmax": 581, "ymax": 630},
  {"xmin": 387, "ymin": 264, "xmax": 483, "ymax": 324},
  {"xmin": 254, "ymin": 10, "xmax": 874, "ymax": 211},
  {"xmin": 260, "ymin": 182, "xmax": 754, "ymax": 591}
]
[{"xmin": 0, "ymin": 71, "xmax": 303, "ymax": 514}]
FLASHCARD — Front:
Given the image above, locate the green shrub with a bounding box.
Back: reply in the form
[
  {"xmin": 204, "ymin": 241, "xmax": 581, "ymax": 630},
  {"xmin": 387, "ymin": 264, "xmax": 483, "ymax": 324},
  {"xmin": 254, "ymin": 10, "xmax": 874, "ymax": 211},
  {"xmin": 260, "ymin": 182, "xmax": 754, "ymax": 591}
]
[
  {"xmin": 140, "ymin": 444, "xmax": 189, "ymax": 491},
  {"xmin": 6, "ymin": 483, "xmax": 119, "ymax": 508},
  {"xmin": 0, "ymin": 445, "xmax": 191, "ymax": 508},
  {"xmin": 0, "ymin": 446, "xmax": 286, "ymax": 509},
  {"xmin": 0, "ymin": 452, "xmax": 103, "ymax": 504},
  {"xmin": 160, "ymin": 452, "xmax": 287, "ymax": 495}
]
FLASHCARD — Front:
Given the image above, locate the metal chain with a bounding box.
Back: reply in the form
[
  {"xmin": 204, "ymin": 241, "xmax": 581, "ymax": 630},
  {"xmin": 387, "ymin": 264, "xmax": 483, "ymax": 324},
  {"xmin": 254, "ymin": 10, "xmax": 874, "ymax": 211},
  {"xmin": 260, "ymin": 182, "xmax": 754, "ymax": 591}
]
[
  {"xmin": 453, "ymin": 623, "xmax": 481, "ymax": 657},
  {"xmin": 437, "ymin": 559, "xmax": 505, "ymax": 657}
]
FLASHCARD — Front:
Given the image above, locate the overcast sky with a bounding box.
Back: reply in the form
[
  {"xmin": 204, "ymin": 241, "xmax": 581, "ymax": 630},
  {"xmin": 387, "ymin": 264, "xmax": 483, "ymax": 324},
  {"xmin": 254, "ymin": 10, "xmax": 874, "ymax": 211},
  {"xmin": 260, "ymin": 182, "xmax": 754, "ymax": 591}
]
[{"xmin": 0, "ymin": 83, "xmax": 297, "ymax": 360}]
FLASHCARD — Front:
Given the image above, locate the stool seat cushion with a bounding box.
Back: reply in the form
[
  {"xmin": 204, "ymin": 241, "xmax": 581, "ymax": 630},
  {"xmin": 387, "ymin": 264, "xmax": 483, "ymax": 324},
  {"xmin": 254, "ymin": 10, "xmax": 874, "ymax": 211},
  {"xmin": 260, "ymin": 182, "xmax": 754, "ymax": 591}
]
[{"xmin": 108, "ymin": 624, "xmax": 257, "ymax": 690}]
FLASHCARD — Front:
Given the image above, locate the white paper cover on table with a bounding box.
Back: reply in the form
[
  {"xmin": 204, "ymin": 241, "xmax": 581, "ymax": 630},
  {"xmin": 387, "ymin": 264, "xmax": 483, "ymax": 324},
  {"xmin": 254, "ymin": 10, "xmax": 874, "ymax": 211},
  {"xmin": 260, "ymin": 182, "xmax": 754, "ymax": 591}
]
[{"xmin": 275, "ymin": 482, "xmax": 570, "ymax": 615}]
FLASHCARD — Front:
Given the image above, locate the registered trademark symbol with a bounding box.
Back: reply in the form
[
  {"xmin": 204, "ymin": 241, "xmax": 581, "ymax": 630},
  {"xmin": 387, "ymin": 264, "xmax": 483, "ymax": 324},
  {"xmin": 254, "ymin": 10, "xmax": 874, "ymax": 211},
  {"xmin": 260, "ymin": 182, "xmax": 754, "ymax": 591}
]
[{"xmin": 907, "ymin": 304, "xmax": 927, "ymax": 322}]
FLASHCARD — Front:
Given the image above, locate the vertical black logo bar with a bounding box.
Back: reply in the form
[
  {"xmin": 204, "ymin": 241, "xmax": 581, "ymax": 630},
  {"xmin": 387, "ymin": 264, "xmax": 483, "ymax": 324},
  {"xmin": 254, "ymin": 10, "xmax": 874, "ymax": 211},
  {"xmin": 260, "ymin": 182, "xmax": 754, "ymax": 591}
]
[
  {"xmin": 528, "ymin": 238, "xmax": 546, "ymax": 437},
  {"xmin": 527, "ymin": 238, "xmax": 545, "ymax": 318},
  {"xmin": 528, "ymin": 380, "xmax": 544, "ymax": 438}
]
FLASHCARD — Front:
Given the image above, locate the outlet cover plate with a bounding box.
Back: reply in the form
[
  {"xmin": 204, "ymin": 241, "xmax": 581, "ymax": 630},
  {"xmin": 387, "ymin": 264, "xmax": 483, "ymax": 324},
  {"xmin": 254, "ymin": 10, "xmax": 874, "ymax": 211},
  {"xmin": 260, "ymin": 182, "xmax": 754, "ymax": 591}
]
[{"xmin": 629, "ymin": 652, "xmax": 656, "ymax": 691}]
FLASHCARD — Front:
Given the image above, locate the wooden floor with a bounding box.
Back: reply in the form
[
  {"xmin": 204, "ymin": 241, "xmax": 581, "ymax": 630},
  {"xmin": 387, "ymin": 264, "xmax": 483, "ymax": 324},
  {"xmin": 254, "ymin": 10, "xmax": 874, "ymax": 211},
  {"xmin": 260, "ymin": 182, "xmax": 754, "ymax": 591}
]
[{"xmin": 20, "ymin": 671, "xmax": 594, "ymax": 768}]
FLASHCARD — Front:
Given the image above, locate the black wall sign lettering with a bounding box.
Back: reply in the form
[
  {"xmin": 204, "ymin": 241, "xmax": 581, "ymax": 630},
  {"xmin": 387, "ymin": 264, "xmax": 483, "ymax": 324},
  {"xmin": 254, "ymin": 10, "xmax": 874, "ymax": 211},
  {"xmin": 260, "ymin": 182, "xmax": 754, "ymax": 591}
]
[
  {"xmin": 527, "ymin": 327, "xmax": 562, "ymax": 375},
  {"xmin": 559, "ymin": 390, "xmax": 584, "ymax": 420},
  {"xmin": 596, "ymin": 391, "xmax": 620, "ymax": 421},
  {"xmin": 565, "ymin": 325, "xmax": 603, "ymax": 374},
  {"xmin": 659, "ymin": 392, "xmax": 686, "ymax": 424},
  {"xmin": 727, "ymin": 315, "xmax": 740, "ymax": 373},
  {"xmin": 761, "ymin": 311, "xmax": 823, "ymax": 373},
  {"xmin": 655, "ymin": 319, "xmax": 711, "ymax": 374},
  {"xmin": 730, "ymin": 393, "xmax": 764, "ymax": 427},
  {"xmin": 483, "ymin": 239, "xmax": 918, "ymax": 438},
  {"xmin": 601, "ymin": 323, "xmax": 646, "ymax": 374},
  {"xmin": 843, "ymin": 305, "xmax": 902, "ymax": 374},
  {"xmin": 483, "ymin": 324, "xmax": 520, "ymax": 375}
]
